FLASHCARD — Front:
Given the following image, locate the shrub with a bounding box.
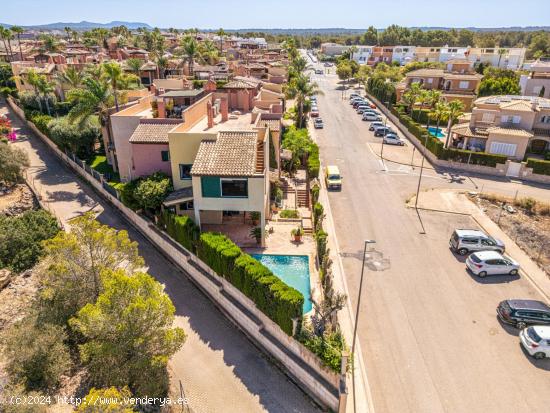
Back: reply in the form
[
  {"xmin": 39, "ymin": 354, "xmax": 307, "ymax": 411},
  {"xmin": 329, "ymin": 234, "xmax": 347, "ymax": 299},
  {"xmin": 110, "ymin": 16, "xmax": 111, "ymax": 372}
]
[
  {"xmin": 118, "ymin": 180, "xmax": 141, "ymax": 210},
  {"xmin": 0, "ymin": 209, "xmax": 59, "ymax": 272},
  {"xmin": 28, "ymin": 113, "xmax": 53, "ymax": 136},
  {"xmin": 197, "ymin": 232, "xmax": 304, "ymax": 335},
  {"xmin": 307, "ymin": 142, "xmax": 320, "ymax": 179},
  {"xmin": 315, "ymin": 230, "xmax": 328, "ymax": 261},
  {"xmin": 0, "ymin": 141, "xmax": 30, "ymax": 186},
  {"xmin": 160, "ymin": 210, "xmax": 199, "ymax": 252},
  {"xmin": 296, "ymin": 327, "xmax": 347, "ymax": 372},
  {"xmin": 3, "ymin": 316, "xmax": 71, "ymax": 391},
  {"xmin": 311, "ymin": 183, "xmax": 320, "ymax": 205},
  {"xmin": 47, "ymin": 116, "xmax": 100, "ymax": 159},
  {"xmin": 313, "ymin": 202, "xmax": 324, "ymax": 229},
  {"xmin": 439, "ymin": 148, "xmax": 507, "ymax": 167},
  {"xmin": 133, "ymin": 173, "xmax": 172, "ymax": 212},
  {"xmin": 527, "ymin": 158, "xmax": 550, "ymax": 176},
  {"xmin": 280, "ymin": 209, "xmax": 300, "ymax": 219}
]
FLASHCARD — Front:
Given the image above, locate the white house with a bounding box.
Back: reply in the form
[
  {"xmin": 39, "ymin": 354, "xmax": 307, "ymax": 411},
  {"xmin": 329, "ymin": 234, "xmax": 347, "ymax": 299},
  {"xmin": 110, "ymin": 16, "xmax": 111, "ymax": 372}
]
[
  {"xmin": 352, "ymin": 46, "xmax": 374, "ymax": 64},
  {"xmin": 392, "ymin": 46, "xmax": 416, "ymax": 65}
]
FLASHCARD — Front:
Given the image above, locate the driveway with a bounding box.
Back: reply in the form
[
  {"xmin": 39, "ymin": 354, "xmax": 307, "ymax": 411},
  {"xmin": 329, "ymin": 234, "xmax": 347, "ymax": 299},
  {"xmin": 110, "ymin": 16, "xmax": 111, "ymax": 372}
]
[
  {"xmin": 305, "ymin": 58, "xmax": 550, "ymax": 413},
  {"xmin": 1, "ymin": 100, "xmax": 319, "ymax": 413}
]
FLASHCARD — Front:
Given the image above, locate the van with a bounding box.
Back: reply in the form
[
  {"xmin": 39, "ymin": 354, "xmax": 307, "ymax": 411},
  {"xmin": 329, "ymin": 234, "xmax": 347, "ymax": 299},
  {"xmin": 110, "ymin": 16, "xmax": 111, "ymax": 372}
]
[
  {"xmin": 449, "ymin": 229, "xmax": 505, "ymax": 256},
  {"xmin": 325, "ymin": 165, "xmax": 342, "ymax": 190}
]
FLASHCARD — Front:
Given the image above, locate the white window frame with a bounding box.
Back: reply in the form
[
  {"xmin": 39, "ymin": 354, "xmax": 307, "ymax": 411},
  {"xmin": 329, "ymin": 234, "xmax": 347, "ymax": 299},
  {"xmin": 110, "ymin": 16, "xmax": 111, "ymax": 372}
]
[
  {"xmin": 459, "ymin": 81, "xmax": 469, "ymax": 89},
  {"xmin": 220, "ymin": 178, "xmax": 249, "ymax": 198},
  {"xmin": 482, "ymin": 113, "xmax": 495, "ymax": 123},
  {"xmin": 512, "ymin": 115, "xmax": 521, "ymax": 124}
]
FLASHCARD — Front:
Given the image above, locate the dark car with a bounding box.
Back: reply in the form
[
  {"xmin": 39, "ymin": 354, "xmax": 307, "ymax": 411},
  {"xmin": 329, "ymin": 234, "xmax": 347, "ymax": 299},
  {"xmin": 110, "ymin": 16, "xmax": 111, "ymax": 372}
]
[
  {"xmin": 497, "ymin": 299, "xmax": 550, "ymax": 329},
  {"xmin": 374, "ymin": 126, "xmax": 395, "ymax": 137}
]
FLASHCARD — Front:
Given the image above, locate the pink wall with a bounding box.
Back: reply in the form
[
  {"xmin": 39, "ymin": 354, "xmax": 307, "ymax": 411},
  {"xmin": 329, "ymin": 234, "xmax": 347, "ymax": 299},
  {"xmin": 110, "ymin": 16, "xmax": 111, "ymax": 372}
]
[{"xmin": 131, "ymin": 143, "xmax": 172, "ymax": 178}]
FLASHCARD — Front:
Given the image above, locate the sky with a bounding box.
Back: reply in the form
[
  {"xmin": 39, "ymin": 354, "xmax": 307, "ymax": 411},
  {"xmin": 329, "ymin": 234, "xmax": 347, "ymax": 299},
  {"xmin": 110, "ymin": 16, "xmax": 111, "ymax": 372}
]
[{"xmin": 3, "ymin": 0, "xmax": 550, "ymax": 29}]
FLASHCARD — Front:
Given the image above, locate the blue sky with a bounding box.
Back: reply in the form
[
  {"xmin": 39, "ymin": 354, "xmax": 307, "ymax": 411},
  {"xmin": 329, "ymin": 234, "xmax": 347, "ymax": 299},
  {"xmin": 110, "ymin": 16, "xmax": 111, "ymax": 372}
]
[{"xmin": 3, "ymin": 0, "xmax": 550, "ymax": 29}]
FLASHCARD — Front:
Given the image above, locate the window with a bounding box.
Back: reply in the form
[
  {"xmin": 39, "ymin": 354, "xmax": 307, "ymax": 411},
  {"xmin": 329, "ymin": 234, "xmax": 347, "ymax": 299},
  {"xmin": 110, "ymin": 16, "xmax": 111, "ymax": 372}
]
[
  {"xmin": 161, "ymin": 151, "xmax": 170, "ymax": 162},
  {"xmin": 540, "ymin": 115, "xmax": 550, "ymax": 124},
  {"xmin": 501, "ymin": 115, "xmax": 509, "ymax": 123},
  {"xmin": 459, "ymin": 81, "xmax": 469, "ymax": 89},
  {"xmin": 427, "ymin": 78, "xmax": 433, "ymax": 84},
  {"xmin": 221, "ymin": 179, "xmax": 248, "ymax": 198},
  {"xmin": 462, "ymin": 238, "xmax": 479, "ymax": 245},
  {"xmin": 482, "ymin": 113, "xmax": 495, "ymax": 123},
  {"xmin": 179, "ymin": 164, "xmax": 192, "ymax": 180},
  {"xmin": 512, "ymin": 115, "xmax": 521, "ymax": 124},
  {"xmin": 179, "ymin": 200, "xmax": 194, "ymax": 210}
]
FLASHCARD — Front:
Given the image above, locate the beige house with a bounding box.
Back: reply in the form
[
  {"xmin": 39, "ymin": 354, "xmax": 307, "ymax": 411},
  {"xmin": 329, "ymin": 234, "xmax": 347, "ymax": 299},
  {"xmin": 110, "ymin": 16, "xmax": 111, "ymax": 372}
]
[
  {"xmin": 520, "ymin": 60, "xmax": 550, "ymax": 99},
  {"xmin": 396, "ymin": 60, "xmax": 483, "ymax": 109},
  {"xmin": 449, "ymin": 95, "xmax": 550, "ymax": 159}
]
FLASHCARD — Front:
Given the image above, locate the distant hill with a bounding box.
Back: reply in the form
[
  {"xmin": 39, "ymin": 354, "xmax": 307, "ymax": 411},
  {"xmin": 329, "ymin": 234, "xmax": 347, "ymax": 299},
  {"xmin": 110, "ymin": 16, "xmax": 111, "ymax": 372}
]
[
  {"xmin": 208, "ymin": 27, "xmax": 550, "ymax": 35},
  {"xmin": 0, "ymin": 21, "xmax": 152, "ymax": 31}
]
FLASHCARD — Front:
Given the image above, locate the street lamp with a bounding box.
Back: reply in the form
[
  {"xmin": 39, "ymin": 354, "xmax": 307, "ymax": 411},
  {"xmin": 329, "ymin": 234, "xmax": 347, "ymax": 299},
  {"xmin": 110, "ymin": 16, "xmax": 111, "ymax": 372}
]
[
  {"xmin": 380, "ymin": 102, "xmax": 390, "ymax": 168},
  {"xmin": 414, "ymin": 133, "xmax": 430, "ymax": 209},
  {"xmin": 352, "ymin": 239, "xmax": 376, "ymax": 413}
]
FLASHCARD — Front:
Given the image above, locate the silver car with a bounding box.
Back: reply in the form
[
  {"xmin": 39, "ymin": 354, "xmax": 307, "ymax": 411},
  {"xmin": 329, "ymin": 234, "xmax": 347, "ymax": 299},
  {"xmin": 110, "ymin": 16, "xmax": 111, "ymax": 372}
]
[{"xmin": 449, "ymin": 229, "xmax": 505, "ymax": 256}]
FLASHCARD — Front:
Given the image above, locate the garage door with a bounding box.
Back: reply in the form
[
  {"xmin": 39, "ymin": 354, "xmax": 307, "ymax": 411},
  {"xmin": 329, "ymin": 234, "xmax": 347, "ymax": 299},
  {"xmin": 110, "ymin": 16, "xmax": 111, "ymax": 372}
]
[{"xmin": 489, "ymin": 142, "xmax": 517, "ymax": 157}]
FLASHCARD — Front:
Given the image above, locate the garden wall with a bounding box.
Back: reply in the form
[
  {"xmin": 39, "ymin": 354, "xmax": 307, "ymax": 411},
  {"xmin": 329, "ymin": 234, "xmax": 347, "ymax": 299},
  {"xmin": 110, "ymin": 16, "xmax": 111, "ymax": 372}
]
[{"xmin": 6, "ymin": 96, "xmax": 341, "ymax": 411}]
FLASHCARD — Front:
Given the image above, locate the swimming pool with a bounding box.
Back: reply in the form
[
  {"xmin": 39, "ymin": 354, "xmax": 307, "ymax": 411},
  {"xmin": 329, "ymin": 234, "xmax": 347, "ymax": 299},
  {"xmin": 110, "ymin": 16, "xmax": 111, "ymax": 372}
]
[
  {"xmin": 251, "ymin": 254, "xmax": 312, "ymax": 313},
  {"xmin": 428, "ymin": 126, "xmax": 445, "ymax": 139}
]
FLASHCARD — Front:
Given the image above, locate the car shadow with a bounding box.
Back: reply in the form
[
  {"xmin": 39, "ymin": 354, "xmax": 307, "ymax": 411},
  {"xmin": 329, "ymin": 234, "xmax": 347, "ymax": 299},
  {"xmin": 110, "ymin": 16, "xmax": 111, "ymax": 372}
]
[
  {"xmin": 496, "ymin": 316, "xmax": 520, "ymax": 337},
  {"xmin": 466, "ymin": 268, "xmax": 520, "ymax": 284},
  {"xmin": 450, "ymin": 250, "xmax": 468, "ymax": 263},
  {"xmin": 520, "ymin": 343, "xmax": 550, "ymax": 371}
]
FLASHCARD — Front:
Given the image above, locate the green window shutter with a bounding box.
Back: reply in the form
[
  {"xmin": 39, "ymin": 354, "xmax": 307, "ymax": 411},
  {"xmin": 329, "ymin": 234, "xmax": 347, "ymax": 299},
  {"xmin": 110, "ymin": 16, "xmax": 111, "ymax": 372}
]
[
  {"xmin": 161, "ymin": 151, "xmax": 170, "ymax": 162},
  {"xmin": 201, "ymin": 176, "xmax": 221, "ymax": 198}
]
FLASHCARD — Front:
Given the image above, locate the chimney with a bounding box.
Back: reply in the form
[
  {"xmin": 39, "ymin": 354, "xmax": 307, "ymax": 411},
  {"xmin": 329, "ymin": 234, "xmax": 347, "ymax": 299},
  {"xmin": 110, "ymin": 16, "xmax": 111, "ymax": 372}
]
[
  {"xmin": 157, "ymin": 100, "xmax": 166, "ymax": 118},
  {"xmin": 207, "ymin": 100, "xmax": 214, "ymax": 128},
  {"xmin": 221, "ymin": 97, "xmax": 228, "ymax": 121}
]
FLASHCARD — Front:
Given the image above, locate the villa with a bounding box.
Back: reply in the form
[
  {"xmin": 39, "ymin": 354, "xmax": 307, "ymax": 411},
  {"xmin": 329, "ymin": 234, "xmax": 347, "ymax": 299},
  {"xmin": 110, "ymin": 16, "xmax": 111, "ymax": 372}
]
[
  {"xmin": 520, "ymin": 60, "xmax": 550, "ymax": 99},
  {"xmin": 449, "ymin": 95, "xmax": 550, "ymax": 159},
  {"xmin": 396, "ymin": 59, "xmax": 483, "ymax": 109}
]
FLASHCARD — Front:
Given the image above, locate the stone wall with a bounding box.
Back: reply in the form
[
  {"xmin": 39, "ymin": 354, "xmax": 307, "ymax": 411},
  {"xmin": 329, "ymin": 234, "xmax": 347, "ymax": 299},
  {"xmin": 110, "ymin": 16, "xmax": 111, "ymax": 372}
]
[{"xmin": 6, "ymin": 97, "xmax": 341, "ymax": 411}]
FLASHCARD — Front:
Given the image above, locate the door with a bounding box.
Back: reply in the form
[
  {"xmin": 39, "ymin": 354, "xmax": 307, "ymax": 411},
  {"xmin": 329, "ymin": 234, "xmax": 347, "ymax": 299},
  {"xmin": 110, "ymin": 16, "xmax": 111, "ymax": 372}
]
[{"xmin": 506, "ymin": 161, "xmax": 522, "ymax": 178}]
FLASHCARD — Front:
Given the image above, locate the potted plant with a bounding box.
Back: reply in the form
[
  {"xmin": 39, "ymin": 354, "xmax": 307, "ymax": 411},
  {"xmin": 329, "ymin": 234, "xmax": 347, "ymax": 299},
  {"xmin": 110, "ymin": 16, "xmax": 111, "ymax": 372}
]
[
  {"xmin": 250, "ymin": 211, "xmax": 260, "ymax": 225},
  {"xmin": 250, "ymin": 227, "xmax": 262, "ymax": 244},
  {"xmin": 291, "ymin": 226, "xmax": 304, "ymax": 242}
]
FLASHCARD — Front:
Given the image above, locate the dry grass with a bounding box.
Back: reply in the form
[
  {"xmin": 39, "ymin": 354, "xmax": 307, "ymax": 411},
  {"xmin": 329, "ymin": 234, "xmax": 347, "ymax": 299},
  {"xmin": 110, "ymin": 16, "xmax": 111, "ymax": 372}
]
[{"xmin": 473, "ymin": 193, "xmax": 550, "ymax": 276}]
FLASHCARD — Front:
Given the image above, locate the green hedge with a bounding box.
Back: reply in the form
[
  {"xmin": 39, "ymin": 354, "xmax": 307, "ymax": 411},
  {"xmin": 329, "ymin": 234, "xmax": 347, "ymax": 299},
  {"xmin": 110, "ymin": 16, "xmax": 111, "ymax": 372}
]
[
  {"xmin": 197, "ymin": 232, "xmax": 304, "ymax": 335},
  {"xmin": 28, "ymin": 113, "xmax": 53, "ymax": 136},
  {"xmin": 160, "ymin": 211, "xmax": 200, "ymax": 252},
  {"xmin": 439, "ymin": 148, "xmax": 507, "ymax": 167},
  {"xmin": 307, "ymin": 142, "xmax": 320, "ymax": 179},
  {"xmin": 527, "ymin": 158, "xmax": 550, "ymax": 175}
]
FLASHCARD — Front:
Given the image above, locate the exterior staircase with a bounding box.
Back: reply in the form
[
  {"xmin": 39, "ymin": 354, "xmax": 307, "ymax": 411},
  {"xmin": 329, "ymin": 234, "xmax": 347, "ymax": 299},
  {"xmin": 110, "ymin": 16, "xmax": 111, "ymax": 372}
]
[
  {"xmin": 296, "ymin": 188, "xmax": 309, "ymax": 208},
  {"xmin": 256, "ymin": 142, "xmax": 265, "ymax": 173}
]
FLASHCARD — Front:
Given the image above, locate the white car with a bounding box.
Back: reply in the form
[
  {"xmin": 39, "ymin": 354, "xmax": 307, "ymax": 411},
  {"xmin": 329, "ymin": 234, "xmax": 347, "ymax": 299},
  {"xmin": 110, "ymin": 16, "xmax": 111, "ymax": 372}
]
[
  {"xmin": 465, "ymin": 250, "xmax": 519, "ymax": 278},
  {"xmin": 520, "ymin": 325, "xmax": 550, "ymax": 359},
  {"xmin": 362, "ymin": 113, "xmax": 382, "ymax": 122},
  {"xmin": 383, "ymin": 133, "xmax": 405, "ymax": 146}
]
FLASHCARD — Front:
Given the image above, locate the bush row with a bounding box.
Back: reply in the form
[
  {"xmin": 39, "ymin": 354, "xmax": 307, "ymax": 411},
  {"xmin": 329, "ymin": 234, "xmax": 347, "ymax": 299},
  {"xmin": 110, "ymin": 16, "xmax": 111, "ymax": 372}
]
[
  {"xmin": 527, "ymin": 158, "xmax": 550, "ymax": 176},
  {"xmin": 159, "ymin": 210, "xmax": 200, "ymax": 253},
  {"xmin": 197, "ymin": 232, "xmax": 304, "ymax": 335},
  {"xmin": 392, "ymin": 108, "xmax": 507, "ymax": 167},
  {"xmin": 307, "ymin": 142, "xmax": 320, "ymax": 179}
]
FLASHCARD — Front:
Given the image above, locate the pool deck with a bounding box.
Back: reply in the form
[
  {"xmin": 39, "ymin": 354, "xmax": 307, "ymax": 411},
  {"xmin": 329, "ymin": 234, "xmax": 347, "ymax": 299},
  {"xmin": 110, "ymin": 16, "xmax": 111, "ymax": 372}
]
[{"xmin": 244, "ymin": 223, "xmax": 321, "ymax": 315}]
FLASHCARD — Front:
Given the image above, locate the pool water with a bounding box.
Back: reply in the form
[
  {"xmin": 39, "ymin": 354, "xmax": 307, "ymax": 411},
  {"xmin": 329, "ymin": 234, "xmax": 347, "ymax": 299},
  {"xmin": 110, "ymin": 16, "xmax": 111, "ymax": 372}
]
[
  {"xmin": 252, "ymin": 254, "xmax": 312, "ymax": 313},
  {"xmin": 428, "ymin": 126, "xmax": 445, "ymax": 139}
]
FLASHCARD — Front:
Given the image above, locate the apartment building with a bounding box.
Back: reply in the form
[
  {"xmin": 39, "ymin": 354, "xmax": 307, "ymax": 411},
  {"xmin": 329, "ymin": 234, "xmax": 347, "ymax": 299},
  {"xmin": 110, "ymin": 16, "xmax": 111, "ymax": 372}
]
[
  {"xmin": 396, "ymin": 60, "xmax": 483, "ymax": 109},
  {"xmin": 320, "ymin": 43, "xmax": 350, "ymax": 57},
  {"xmin": 450, "ymin": 95, "xmax": 550, "ymax": 159},
  {"xmin": 438, "ymin": 46, "xmax": 469, "ymax": 62},
  {"xmin": 520, "ymin": 60, "xmax": 550, "ymax": 98},
  {"xmin": 467, "ymin": 47, "xmax": 526, "ymax": 70},
  {"xmin": 391, "ymin": 46, "xmax": 416, "ymax": 65},
  {"xmin": 351, "ymin": 46, "xmax": 373, "ymax": 64}
]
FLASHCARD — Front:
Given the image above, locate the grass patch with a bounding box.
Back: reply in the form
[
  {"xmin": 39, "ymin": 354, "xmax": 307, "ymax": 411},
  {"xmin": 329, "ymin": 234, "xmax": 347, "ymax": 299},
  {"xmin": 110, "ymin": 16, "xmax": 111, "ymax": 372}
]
[
  {"xmin": 89, "ymin": 154, "xmax": 120, "ymax": 183},
  {"xmin": 279, "ymin": 209, "xmax": 300, "ymax": 219}
]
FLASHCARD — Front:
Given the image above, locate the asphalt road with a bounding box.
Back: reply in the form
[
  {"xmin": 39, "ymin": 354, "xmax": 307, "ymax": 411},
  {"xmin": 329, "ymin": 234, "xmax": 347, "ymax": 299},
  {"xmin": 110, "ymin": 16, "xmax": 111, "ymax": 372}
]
[{"xmin": 305, "ymin": 56, "xmax": 550, "ymax": 413}]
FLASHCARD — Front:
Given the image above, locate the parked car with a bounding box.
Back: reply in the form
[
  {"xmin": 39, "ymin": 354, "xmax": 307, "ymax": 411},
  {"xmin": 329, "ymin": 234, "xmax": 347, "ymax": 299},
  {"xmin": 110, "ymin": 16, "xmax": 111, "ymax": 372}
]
[
  {"xmin": 352, "ymin": 100, "xmax": 365, "ymax": 108},
  {"xmin": 369, "ymin": 121, "xmax": 385, "ymax": 131},
  {"xmin": 310, "ymin": 109, "xmax": 319, "ymax": 117},
  {"xmin": 356, "ymin": 106, "xmax": 372, "ymax": 114},
  {"xmin": 449, "ymin": 229, "xmax": 505, "ymax": 256},
  {"xmin": 383, "ymin": 133, "xmax": 405, "ymax": 146},
  {"xmin": 466, "ymin": 251, "xmax": 519, "ymax": 277},
  {"xmin": 349, "ymin": 93, "xmax": 360, "ymax": 100},
  {"xmin": 374, "ymin": 126, "xmax": 395, "ymax": 137},
  {"xmin": 325, "ymin": 165, "xmax": 342, "ymax": 190},
  {"xmin": 315, "ymin": 69, "xmax": 323, "ymax": 75},
  {"xmin": 497, "ymin": 299, "xmax": 550, "ymax": 329},
  {"xmin": 314, "ymin": 118, "xmax": 324, "ymax": 129},
  {"xmin": 363, "ymin": 108, "xmax": 380, "ymax": 116},
  {"xmin": 324, "ymin": 62, "xmax": 332, "ymax": 67},
  {"xmin": 362, "ymin": 113, "xmax": 382, "ymax": 122},
  {"xmin": 520, "ymin": 325, "xmax": 550, "ymax": 359}
]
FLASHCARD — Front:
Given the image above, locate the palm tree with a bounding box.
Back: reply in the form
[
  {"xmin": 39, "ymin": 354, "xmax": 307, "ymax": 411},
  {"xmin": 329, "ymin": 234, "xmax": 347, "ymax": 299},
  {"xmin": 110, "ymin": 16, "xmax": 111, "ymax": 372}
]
[
  {"xmin": 25, "ymin": 69, "xmax": 44, "ymax": 112},
  {"xmin": 67, "ymin": 77, "xmax": 114, "ymax": 135},
  {"xmin": 497, "ymin": 48, "xmax": 507, "ymax": 68},
  {"xmin": 285, "ymin": 73, "xmax": 323, "ymax": 128},
  {"xmin": 199, "ymin": 40, "xmax": 219, "ymax": 65},
  {"xmin": 36, "ymin": 77, "xmax": 55, "ymax": 115},
  {"xmin": 216, "ymin": 28, "xmax": 226, "ymax": 52},
  {"xmin": 56, "ymin": 66, "xmax": 85, "ymax": 90},
  {"xmin": 39, "ymin": 34, "xmax": 60, "ymax": 53},
  {"xmin": 10, "ymin": 26, "xmax": 24, "ymax": 61},
  {"xmin": 102, "ymin": 62, "xmax": 124, "ymax": 112},
  {"xmin": 444, "ymin": 100, "xmax": 464, "ymax": 148},
  {"xmin": 429, "ymin": 101, "xmax": 449, "ymax": 135},
  {"xmin": 349, "ymin": 45, "xmax": 358, "ymax": 62},
  {"xmin": 180, "ymin": 37, "xmax": 200, "ymax": 76},
  {"xmin": 0, "ymin": 27, "xmax": 14, "ymax": 61},
  {"xmin": 64, "ymin": 26, "xmax": 72, "ymax": 41},
  {"xmin": 125, "ymin": 58, "xmax": 143, "ymax": 82},
  {"xmin": 403, "ymin": 82, "xmax": 422, "ymax": 115}
]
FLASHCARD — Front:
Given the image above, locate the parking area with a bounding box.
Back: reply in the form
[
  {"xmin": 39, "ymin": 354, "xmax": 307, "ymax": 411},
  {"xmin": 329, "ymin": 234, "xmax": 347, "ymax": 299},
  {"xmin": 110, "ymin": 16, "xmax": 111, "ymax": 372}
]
[{"xmin": 306, "ymin": 55, "xmax": 550, "ymax": 413}]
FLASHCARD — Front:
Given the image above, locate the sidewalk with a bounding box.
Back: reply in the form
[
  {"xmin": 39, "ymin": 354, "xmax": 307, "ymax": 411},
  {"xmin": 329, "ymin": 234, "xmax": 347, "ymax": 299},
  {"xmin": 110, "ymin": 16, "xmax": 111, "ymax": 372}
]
[
  {"xmin": 2, "ymin": 100, "xmax": 320, "ymax": 413},
  {"xmin": 308, "ymin": 120, "xmax": 374, "ymax": 413},
  {"xmin": 409, "ymin": 188, "xmax": 550, "ymax": 303}
]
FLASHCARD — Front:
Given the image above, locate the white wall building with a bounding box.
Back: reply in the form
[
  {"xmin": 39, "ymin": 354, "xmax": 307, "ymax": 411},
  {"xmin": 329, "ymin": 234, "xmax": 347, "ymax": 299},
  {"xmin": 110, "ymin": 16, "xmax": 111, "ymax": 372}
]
[
  {"xmin": 467, "ymin": 47, "xmax": 526, "ymax": 70},
  {"xmin": 352, "ymin": 46, "xmax": 374, "ymax": 64},
  {"xmin": 320, "ymin": 42, "xmax": 350, "ymax": 57},
  {"xmin": 438, "ymin": 46, "xmax": 469, "ymax": 62},
  {"xmin": 392, "ymin": 46, "xmax": 416, "ymax": 65}
]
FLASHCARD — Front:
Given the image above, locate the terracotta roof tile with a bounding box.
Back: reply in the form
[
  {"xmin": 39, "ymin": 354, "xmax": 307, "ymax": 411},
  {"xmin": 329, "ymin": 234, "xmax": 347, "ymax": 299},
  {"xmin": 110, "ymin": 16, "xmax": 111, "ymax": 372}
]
[
  {"xmin": 191, "ymin": 131, "xmax": 259, "ymax": 176},
  {"xmin": 129, "ymin": 121, "xmax": 181, "ymax": 144},
  {"xmin": 487, "ymin": 126, "xmax": 533, "ymax": 137}
]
